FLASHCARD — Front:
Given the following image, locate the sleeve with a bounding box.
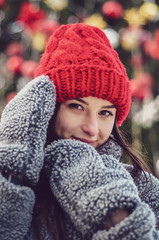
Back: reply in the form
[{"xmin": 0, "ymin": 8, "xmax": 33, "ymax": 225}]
[
  {"xmin": 44, "ymin": 139, "xmax": 158, "ymax": 240},
  {"xmin": 133, "ymin": 169, "xmax": 159, "ymax": 228},
  {"xmin": 0, "ymin": 176, "xmax": 35, "ymax": 240},
  {"xmin": 92, "ymin": 172, "xmax": 159, "ymax": 240},
  {"xmin": 124, "ymin": 164, "xmax": 159, "ymax": 227},
  {"xmin": 0, "ymin": 75, "xmax": 55, "ymax": 240},
  {"xmin": 90, "ymin": 164, "xmax": 159, "ymax": 240},
  {"xmin": 91, "ymin": 167, "xmax": 159, "ymax": 240},
  {"xmin": 0, "ymin": 75, "xmax": 55, "ymax": 186},
  {"xmin": 92, "ymin": 201, "xmax": 159, "ymax": 240}
]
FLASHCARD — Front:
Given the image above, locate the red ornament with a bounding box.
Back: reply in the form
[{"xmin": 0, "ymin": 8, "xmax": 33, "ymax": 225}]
[
  {"xmin": 144, "ymin": 29, "xmax": 159, "ymax": 59},
  {"xmin": 130, "ymin": 72, "xmax": 153, "ymax": 101},
  {"xmin": 102, "ymin": 1, "xmax": 123, "ymax": 19},
  {"xmin": 5, "ymin": 92, "xmax": 17, "ymax": 103},
  {"xmin": 0, "ymin": 0, "xmax": 5, "ymax": 8},
  {"xmin": 20, "ymin": 60, "xmax": 39, "ymax": 79},
  {"xmin": 130, "ymin": 53, "xmax": 143, "ymax": 68},
  {"xmin": 32, "ymin": 19, "xmax": 60, "ymax": 38},
  {"xmin": 7, "ymin": 56, "xmax": 24, "ymax": 73},
  {"xmin": 17, "ymin": 2, "xmax": 46, "ymax": 31},
  {"xmin": 5, "ymin": 42, "xmax": 25, "ymax": 56}
]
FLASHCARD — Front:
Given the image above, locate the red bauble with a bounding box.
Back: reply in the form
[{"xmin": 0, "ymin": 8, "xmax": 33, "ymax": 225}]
[
  {"xmin": 17, "ymin": 2, "xmax": 46, "ymax": 31},
  {"xmin": 32, "ymin": 19, "xmax": 60, "ymax": 37},
  {"xmin": 7, "ymin": 56, "xmax": 24, "ymax": 73},
  {"xmin": 130, "ymin": 53, "xmax": 143, "ymax": 67},
  {"xmin": 144, "ymin": 29, "xmax": 159, "ymax": 59},
  {"xmin": 5, "ymin": 92, "xmax": 17, "ymax": 103},
  {"xmin": 102, "ymin": 1, "xmax": 123, "ymax": 19},
  {"xmin": 20, "ymin": 60, "xmax": 38, "ymax": 79},
  {"xmin": 6, "ymin": 42, "xmax": 25, "ymax": 56},
  {"xmin": 0, "ymin": 0, "xmax": 5, "ymax": 8},
  {"xmin": 130, "ymin": 73, "xmax": 153, "ymax": 101}
]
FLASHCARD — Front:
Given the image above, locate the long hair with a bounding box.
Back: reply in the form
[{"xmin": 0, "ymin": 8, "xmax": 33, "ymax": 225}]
[
  {"xmin": 112, "ymin": 124, "xmax": 151, "ymax": 177},
  {"xmin": 32, "ymin": 103, "xmax": 151, "ymax": 240}
]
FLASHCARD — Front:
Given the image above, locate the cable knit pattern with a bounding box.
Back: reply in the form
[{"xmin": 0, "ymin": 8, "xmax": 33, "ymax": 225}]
[
  {"xmin": 44, "ymin": 139, "xmax": 158, "ymax": 239},
  {"xmin": 0, "ymin": 75, "xmax": 55, "ymax": 185},
  {"xmin": 35, "ymin": 23, "xmax": 131, "ymax": 126}
]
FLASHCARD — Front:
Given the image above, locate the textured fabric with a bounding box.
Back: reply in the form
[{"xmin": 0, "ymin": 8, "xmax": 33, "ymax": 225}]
[
  {"xmin": 0, "ymin": 75, "xmax": 55, "ymax": 185},
  {"xmin": 35, "ymin": 23, "xmax": 131, "ymax": 126},
  {"xmin": 97, "ymin": 135, "xmax": 122, "ymax": 160},
  {"xmin": 44, "ymin": 139, "xmax": 158, "ymax": 239},
  {"xmin": 1, "ymin": 143, "xmax": 159, "ymax": 240},
  {"xmin": 0, "ymin": 76, "xmax": 159, "ymax": 240},
  {"xmin": 125, "ymin": 164, "xmax": 159, "ymax": 225},
  {"xmin": 0, "ymin": 177, "xmax": 35, "ymax": 240}
]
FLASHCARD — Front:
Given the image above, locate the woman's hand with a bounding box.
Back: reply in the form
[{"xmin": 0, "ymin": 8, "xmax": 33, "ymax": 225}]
[
  {"xmin": 102, "ymin": 208, "xmax": 131, "ymax": 230},
  {"xmin": 0, "ymin": 75, "xmax": 55, "ymax": 185},
  {"xmin": 44, "ymin": 139, "xmax": 155, "ymax": 239}
]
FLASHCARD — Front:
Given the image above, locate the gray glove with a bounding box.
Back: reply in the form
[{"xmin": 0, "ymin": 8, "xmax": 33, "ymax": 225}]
[
  {"xmin": 44, "ymin": 139, "xmax": 155, "ymax": 239},
  {"xmin": 0, "ymin": 75, "xmax": 55, "ymax": 185}
]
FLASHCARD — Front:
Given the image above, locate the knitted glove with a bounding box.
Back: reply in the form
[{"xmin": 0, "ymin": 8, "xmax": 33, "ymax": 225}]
[
  {"xmin": 44, "ymin": 139, "xmax": 155, "ymax": 239},
  {"xmin": 0, "ymin": 75, "xmax": 55, "ymax": 186}
]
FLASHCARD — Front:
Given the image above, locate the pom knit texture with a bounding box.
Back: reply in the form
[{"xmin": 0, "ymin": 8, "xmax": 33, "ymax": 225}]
[{"xmin": 35, "ymin": 23, "xmax": 131, "ymax": 126}]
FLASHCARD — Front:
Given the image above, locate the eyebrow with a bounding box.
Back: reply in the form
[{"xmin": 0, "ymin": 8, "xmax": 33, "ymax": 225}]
[
  {"xmin": 102, "ymin": 105, "xmax": 116, "ymax": 109},
  {"xmin": 76, "ymin": 98, "xmax": 89, "ymax": 105},
  {"xmin": 76, "ymin": 98, "xmax": 116, "ymax": 109}
]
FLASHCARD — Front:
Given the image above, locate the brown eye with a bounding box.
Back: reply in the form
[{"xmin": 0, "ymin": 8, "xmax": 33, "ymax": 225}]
[
  {"xmin": 68, "ymin": 103, "xmax": 83, "ymax": 110},
  {"xmin": 99, "ymin": 110, "xmax": 113, "ymax": 117}
]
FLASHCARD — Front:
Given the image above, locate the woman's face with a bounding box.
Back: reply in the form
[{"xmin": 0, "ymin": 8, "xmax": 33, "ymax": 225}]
[{"xmin": 54, "ymin": 96, "xmax": 116, "ymax": 149}]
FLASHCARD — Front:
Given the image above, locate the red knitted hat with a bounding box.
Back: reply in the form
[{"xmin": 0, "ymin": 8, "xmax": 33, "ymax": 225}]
[{"xmin": 35, "ymin": 23, "xmax": 131, "ymax": 126}]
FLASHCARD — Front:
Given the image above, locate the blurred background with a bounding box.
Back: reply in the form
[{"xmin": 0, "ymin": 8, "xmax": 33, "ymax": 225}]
[{"xmin": 0, "ymin": 0, "xmax": 159, "ymax": 175}]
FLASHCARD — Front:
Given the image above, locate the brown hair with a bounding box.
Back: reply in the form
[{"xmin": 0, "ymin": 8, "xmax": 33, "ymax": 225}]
[
  {"xmin": 32, "ymin": 103, "xmax": 151, "ymax": 240},
  {"xmin": 111, "ymin": 124, "xmax": 151, "ymax": 177}
]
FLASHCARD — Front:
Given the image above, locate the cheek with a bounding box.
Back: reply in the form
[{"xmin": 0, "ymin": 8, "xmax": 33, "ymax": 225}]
[
  {"xmin": 54, "ymin": 111, "xmax": 78, "ymax": 138},
  {"xmin": 100, "ymin": 120, "xmax": 114, "ymax": 141},
  {"xmin": 55, "ymin": 114, "xmax": 69, "ymax": 135}
]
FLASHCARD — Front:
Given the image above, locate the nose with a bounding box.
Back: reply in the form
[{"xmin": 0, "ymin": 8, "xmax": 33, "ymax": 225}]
[{"xmin": 82, "ymin": 114, "xmax": 99, "ymax": 136}]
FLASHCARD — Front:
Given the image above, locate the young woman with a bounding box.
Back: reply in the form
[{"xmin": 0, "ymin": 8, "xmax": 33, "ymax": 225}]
[{"xmin": 0, "ymin": 23, "xmax": 159, "ymax": 240}]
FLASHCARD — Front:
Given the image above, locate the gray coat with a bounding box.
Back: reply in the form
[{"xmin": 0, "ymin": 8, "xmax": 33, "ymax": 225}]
[{"xmin": 0, "ymin": 76, "xmax": 159, "ymax": 240}]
